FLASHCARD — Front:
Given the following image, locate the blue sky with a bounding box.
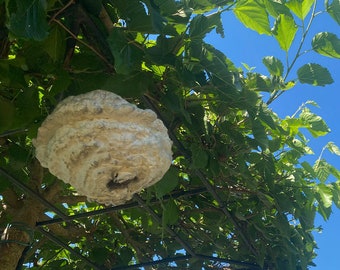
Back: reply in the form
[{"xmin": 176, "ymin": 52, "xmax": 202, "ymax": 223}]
[{"xmin": 206, "ymin": 4, "xmax": 340, "ymax": 269}]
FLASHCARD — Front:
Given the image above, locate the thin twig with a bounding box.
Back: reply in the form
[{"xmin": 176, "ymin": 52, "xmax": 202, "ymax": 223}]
[
  {"xmin": 51, "ymin": 18, "xmax": 115, "ymax": 70},
  {"xmin": 49, "ymin": 0, "xmax": 75, "ymax": 23},
  {"xmin": 266, "ymin": 0, "xmax": 318, "ymax": 105}
]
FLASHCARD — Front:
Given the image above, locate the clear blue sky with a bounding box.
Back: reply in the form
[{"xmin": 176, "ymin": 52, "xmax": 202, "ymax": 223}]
[{"xmin": 206, "ymin": 5, "xmax": 340, "ymax": 270}]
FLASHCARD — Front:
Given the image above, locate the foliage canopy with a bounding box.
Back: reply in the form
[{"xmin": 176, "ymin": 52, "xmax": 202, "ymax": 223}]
[{"xmin": 1, "ymin": 0, "xmax": 340, "ymax": 269}]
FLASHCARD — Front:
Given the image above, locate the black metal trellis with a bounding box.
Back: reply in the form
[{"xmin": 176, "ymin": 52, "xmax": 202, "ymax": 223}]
[
  {"xmin": 0, "ymin": 167, "xmax": 261, "ymax": 270},
  {"xmin": 0, "ymin": 95, "xmax": 264, "ymax": 270}
]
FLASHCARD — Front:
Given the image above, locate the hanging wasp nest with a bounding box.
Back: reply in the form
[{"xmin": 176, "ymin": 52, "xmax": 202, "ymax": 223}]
[{"xmin": 33, "ymin": 90, "xmax": 172, "ymax": 205}]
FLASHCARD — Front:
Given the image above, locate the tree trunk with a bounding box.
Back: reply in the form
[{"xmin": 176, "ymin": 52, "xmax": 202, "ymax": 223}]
[{"xmin": 0, "ymin": 197, "xmax": 43, "ymax": 270}]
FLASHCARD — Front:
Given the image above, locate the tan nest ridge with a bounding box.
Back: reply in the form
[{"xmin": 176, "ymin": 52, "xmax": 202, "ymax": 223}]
[{"xmin": 34, "ymin": 90, "xmax": 172, "ymax": 205}]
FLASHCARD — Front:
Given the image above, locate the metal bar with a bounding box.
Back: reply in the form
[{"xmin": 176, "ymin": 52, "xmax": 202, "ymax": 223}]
[
  {"xmin": 0, "ymin": 168, "xmax": 69, "ymax": 221},
  {"xmin": 111, "ymin": 255, "xmax": 192, "ymax": 270},
  {"xmin": 36, "ymin": 187, "xmax": 207, "ymax": 226},
  {"xmin": 133, "ymin": 194, "xmax": 197, "ymax": 257},
  {"xmin": 142, "ymin": 96, "xmax": 259, "ymax": 258},
  {"xmin": 194, "ymin": 170, "xmax": 258, "ymax": 257},
  {"xmin": 36, "ymin": 227, "xmax": 102, "ymax": 270},
  {"xmin": 196, "ymin": 254, "xmax": 261, "ymax": 269}
]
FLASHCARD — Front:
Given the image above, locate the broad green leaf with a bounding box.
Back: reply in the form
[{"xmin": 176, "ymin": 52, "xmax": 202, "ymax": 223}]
[
  {"xmin": 8, "ymin": 0, "xmax": 48, "ymax": 40},
  {"xmin": 153, "ymin": 167, "xmax": 179, "ymax": 199},
  {"xmin": 315, "ymin": 183, "xmax": 333, "ymax": 208},
  {"xmin": 108, "ymin": 29, "xmax": 144, "ymax": 74},
  {"xmin": 301, "ymin": 161, "xmax": 317, "ymax": 178},
  {"xmin": 114, "ymin": 0, "xmax": 154, "ymax": 32},
  {"xmin": 272, "ymin": 14, "xmax": 297, "ymax": 51},
  {"xmin": 286, "ymin": 0, "xmax": 315, "ymax": 20},
  {"xmin": 199, "ymin": 43, "xmax": 233, "ymax": 84},
  {"xmin": 262, "ymin": 56, "xmax": 284, "ymax": 76},
  {"xmin": 300, "ymin": 108, "xmax": 330, "ymax": 137},
  {"xmin": 246, "ymin": 73, "xmax": 273, "ymax": 92},
  {"xmin": 252, "ymin": 118, "xmax": 269, "ymax": 149},
  {"xmin": 297, "ymin": 63, "xmax": 334, "ymax": 86},
  {"xmin": 326, "ymin": 0, "xmax": 340, "ymax": 25},
  {"xmin": 332, "ymin": 181, "xmax": 340, "ymax": 208},
  {"xmin": 326, "ymin": 142, "xmax": 340, "ymax": 156},
  {"xmin": 312, "ymin": 32, "xmax": 340, "ymax": 58},
  {"xmin": 314, "ymin": 159, "xmax": 332, "ymax": 182},
  {"xmin": 162, "ymin": 199, "xmax": 179, "ymax": 225},
  {"xmin": 147, "ymin": 35, "xmax": 184, "ymax": 65},
  {"xmin": 264, "ymin": 0, "xmax": 292, "ymax": 18},
  {"xmin": 191, "ymin": 145, "xmax": 209, "ymax": 169},
  {"xmin": 233, "ymin": 0, "xmax": 271, "ymax": 35},
  {"xmin": 0, "ymin": 99, "xmax": 16, "ymax": 132},
  {"xmin": 189, "ymin": 13, "xmax": 224, "ymax": 39},
  {"xmin": 42, "ymin": 25, "xmax": 66, "ymax": 62}
]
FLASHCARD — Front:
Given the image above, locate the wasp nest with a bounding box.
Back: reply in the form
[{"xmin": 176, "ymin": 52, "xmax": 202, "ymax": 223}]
[{"xmin": 33, "ymin": 90, "xmax": 172, "ymax": 205}]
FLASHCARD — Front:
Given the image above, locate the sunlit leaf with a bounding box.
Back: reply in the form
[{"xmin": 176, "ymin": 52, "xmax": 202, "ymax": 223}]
[
  {"xmin": 314, "ymin": 159, "xmax": 331, "ymax": 182},
  {"xmin": 315, "ymin": 183, "xmax": 333, "ymax": 208},
  {"xmin": 300, "ymin": 108, "xmax": 330, "ymax": 137},
  {"xmin": 252, "ymin": 118, "xmax": 269, "ymax": 149},
  {"xmin": 264, "ymin": 0, "xmax": 291, "ymax": 18},
  {"xmin": 233, "ymin": 0, "xmax": 271, "ymax": 35},
  {"xmin": 189, "ymin": 13, "xmax": 224, "ymax": 39},
  {"xmin": 326, "ymin": 0, "xmax": 340, "ymax": 25},
  {"xmin": 263, "ymin": 56, "xmax": 284, "ymax": 76},
  {"xmin": 326, "ymin": 142, "xmax": 340, "ymax": 156},
  {"xmin": 286, "ymin": 0, "xmax": 315, "ymax": 20},
  {"xmin": 331, "ymin": 181, "xmax": 340, "ymax": 208},
  {"xmin": 312, "ymin": 32, "xmax": 340, "ymax": 58},
  {"xmin": 297, "ymin": 63, "xmax": 334, "ymax": 86},
  {"xmin": 272, "ymin": 14, "xmax": 298, "ymax": 51}
]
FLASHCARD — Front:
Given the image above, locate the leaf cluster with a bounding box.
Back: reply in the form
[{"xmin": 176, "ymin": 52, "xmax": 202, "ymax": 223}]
[{"xmin": 0, "ymin": 0, "xmax": 340, "ymax": 269}]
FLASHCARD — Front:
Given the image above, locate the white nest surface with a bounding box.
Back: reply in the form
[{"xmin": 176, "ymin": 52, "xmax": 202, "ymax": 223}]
[{"xmin": 33, "ymin": 90, "xmax": 172, "ymax": 205}]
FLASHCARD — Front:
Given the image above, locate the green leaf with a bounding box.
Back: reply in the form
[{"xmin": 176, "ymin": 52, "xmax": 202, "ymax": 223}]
[
  {"xmin": 331, "ymin": 181, "xmax": 340, "ymax": 208},
  {"xmin": 286, "ymin": 0, "xmax": 315, "ymax": 20},
  {"xmin": 326, "ymin": 142, "xmax": 340, "ymax": 156},
  {"xmin": 326, "ymin": 0, "xmax": 340, "ymax": 25},
  {"xmin": 297, "ymin": 63, "xmax": 334, "ymax": 86},
  {"xmin": 8, "ymin": 0, "xmax": 48, "ymax": 40},
  {"xmin": 264, "ymin": 0, "xmax": 292, "ymax": 18},
  {"xmin": 233, "ymin": 0, "xmax": 271, "ymax": 35},
  {"xmin": 300, "ymin": 108, "xmax": 330, "ymax": 137},
  {"xmin": 153, "ymin": 167, "xmax": 179, "ymax": 199},
  {"xmin": 108, "ymin": 29, "xmax": 144, "ymax": 74},
  {"xmin": 262, "ymin": 56, "xmax": 284, "ymax": 76},
  {"xmin": 312, "ymin": 32, "xmax": 340, "ymax": 58},
  {"xmin": 42, "ymin": 25, "xmax": 66, "ymax": 62},
  {"xmin": 189, "ymin": 13, "xmax": 224, "ymax": 39},
  {"xmin": 114, "ymin": 0, "xmax": 154, "ymax": 32},
  {"xmin": 147, "ymin": 35, "xmax": 184, "ymax": 65},
  {"xmin": 301, "ymin": 161, "xmax": 317, "ymax": 178},
  {"xmin": 162, "ymin": 199, "xmax": 179, "ymax": 226},
  {"xmin": 90, "ymin": 247, "xmax": 109, "ymax": 264},
  {"xmin": 272, "ymin": 14, "xmax": 297, "ymax": 51},
  {"xmin": 0, "ymin": 99, "xmax": 16, "ymax": 132},
  {"xmin": 314, "ymin": 159, "xmax": 332, "ymax": 182},
  {"xmin": 316, "ymin": 183, "xmax": 333, "ymax": 208},
  {"xmin": 252, "ymin": 118, "xmax": 269, "ymax": 150},
  {"xmin": 191, "ymin": 145, "xmax": 209, "ymax": 169}
]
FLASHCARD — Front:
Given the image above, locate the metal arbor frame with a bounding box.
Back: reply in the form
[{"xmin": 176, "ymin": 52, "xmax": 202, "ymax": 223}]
[
  {"xmin": 0, "ymin": 167, "xmax": 261, "ymax": 270},
  {"xmin": 0, "ymin": 96, "xmax": 264, "ymax": 270}
]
